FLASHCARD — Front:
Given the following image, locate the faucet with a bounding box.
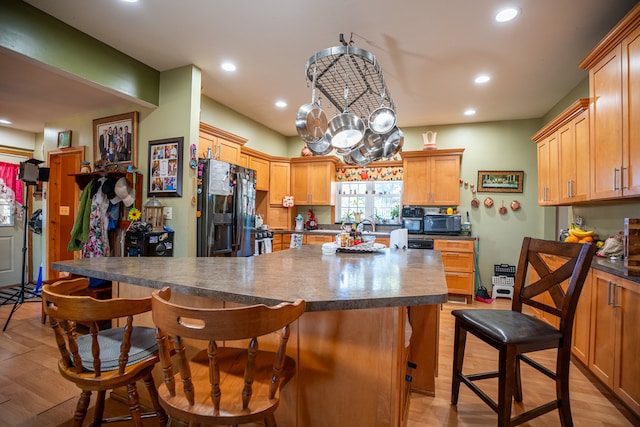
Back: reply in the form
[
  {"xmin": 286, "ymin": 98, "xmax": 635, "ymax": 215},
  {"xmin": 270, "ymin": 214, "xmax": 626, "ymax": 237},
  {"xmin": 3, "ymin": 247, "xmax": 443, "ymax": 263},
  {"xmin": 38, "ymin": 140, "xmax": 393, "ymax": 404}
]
[{"xmin": 360, "ymin": 217, "xmax": 376, "ymax": 233}]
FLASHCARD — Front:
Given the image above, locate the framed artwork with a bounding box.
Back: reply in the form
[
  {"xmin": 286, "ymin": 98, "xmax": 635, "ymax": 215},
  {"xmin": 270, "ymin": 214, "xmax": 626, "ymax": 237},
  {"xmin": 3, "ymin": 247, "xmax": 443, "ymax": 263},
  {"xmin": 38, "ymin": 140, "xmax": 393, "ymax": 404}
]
[
  {"xmin": 148, "ymin": 137, "xmax": 183, "ymax": 197},
  {"xmin": 477, "ymin": 170, "xmax": 524, "ymax": 193},
  {"xmin": 57, "ymin": 130, "xmax": 71, "ymax": 148},
  {"xmin": 92, "ymin": 111, "xmax": 138, "ymax": 169}
]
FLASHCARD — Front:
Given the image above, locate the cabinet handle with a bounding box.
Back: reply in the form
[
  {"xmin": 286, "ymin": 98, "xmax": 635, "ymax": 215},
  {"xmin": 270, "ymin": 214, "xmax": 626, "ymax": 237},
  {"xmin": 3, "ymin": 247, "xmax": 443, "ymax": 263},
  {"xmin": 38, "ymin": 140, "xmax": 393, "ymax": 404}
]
[
  {"xmin": 613, "ymin": 168, "xmax": 620, "ymax": 190},
  {"xmin": 622, "ymin": 167, "xmax": 628, "ymax": 190},
  {"xmin": 612, "ymin": 283, "xmax": 620, "ymax": 308},
  {"xmin": 607, "ymin": 281, "xmax": 613, "ymax": 306}
]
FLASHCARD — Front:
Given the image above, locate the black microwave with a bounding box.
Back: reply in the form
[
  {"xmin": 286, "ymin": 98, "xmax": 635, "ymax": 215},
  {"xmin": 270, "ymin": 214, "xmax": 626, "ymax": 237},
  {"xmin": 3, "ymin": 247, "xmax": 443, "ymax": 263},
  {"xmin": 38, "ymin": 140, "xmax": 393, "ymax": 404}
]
[
  {"xmin": 402, "ymin": 217, "xmax": 423, "ymax": 234},
  {"xmin": 423, "ymin": 214, "xmax": 461, "ymax": 234}
]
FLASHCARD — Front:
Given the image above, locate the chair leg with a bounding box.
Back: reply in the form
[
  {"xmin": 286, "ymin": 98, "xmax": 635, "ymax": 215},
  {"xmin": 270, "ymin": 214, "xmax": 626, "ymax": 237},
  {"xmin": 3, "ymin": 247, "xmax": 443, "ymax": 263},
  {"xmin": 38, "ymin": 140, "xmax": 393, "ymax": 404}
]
[
  {"xmin": 126, "ymin": 382, "xmax": 144, "ymax": 427},
  {"xmin": 451, "ymin": 319, "xmax": 467, "ymax": 405},
  {"xmin": 556, "ymin": 350, "xmax": 574, "ymax": 427},
  {"xmin": 513, "ymin": 356, "xmax": 523, "ymax": 402},
  {"xmin": 93, "ymin": 390, "xmax": 106, "ymax": 426},
  {"xmin": 73, "ymin": 390, "xmax": 91, "ymax": 427},
  {"xmin": 497, "ymin": 346, "xmax": 516, "ymax": 427},
  {"xmin": 142, "ymin": 371, "xmax": 168, "ymax": 426}
]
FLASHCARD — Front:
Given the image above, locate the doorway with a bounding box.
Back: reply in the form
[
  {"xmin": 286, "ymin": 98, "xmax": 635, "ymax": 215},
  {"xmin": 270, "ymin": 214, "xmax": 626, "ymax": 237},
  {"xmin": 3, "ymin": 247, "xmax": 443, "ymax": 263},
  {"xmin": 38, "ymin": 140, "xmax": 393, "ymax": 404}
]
[
  {"xmin": 0, "ymin": 150, "xmax": 32, "ymax": 287},
  {"xmin": 46, "ymin": 147, "xmax": 84, "ymax": 280}
]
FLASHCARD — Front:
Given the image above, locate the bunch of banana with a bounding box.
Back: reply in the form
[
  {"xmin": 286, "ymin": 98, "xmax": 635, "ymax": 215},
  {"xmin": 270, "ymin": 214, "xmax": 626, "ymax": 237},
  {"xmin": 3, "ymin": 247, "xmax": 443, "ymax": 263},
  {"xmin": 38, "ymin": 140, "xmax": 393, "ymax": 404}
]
[{"xmin": 568, "ymin": 223, "xmax": 595, "ymax": 238}]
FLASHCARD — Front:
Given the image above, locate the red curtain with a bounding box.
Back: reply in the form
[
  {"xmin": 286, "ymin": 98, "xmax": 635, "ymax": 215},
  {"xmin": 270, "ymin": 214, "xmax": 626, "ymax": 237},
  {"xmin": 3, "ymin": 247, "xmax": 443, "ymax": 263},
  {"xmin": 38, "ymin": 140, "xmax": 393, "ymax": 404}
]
[{"xmin": 0, "ymin": 162, "xmax": 23, "ymax": 205}]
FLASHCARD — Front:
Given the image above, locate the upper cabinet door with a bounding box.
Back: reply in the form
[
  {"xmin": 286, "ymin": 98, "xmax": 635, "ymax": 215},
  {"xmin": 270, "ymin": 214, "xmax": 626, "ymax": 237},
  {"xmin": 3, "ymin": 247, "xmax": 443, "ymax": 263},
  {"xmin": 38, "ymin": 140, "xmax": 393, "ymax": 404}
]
[
  {"xmin": 590, "ymin": 46, "xmax": 623, "ymax": 200},
  {"xmin": 622, "ymin": 25, "xmax": 640, "ymax": 196}
]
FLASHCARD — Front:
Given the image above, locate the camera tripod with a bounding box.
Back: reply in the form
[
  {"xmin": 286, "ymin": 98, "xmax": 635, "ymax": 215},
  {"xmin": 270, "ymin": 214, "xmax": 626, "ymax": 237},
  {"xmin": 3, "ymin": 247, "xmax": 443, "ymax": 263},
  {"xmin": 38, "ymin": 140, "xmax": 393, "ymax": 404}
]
[{"xmin": 2, "ymin": 185, "xmax": 40, "ymax": 332}]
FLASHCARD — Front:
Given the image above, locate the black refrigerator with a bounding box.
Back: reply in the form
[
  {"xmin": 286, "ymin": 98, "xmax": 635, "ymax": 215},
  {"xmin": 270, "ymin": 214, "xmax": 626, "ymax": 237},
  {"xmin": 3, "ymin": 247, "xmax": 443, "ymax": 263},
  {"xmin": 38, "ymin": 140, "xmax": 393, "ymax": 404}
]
[{"xmin": 196, "ymin": 159, "xmax": 256, "ymax": 257}]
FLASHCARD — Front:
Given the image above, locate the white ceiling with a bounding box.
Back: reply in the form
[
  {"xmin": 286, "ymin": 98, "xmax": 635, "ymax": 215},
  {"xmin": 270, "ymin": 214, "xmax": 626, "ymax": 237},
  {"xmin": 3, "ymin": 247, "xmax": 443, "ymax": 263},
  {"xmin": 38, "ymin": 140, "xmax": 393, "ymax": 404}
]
[{"xmin": 2, "ymin": 0, "xmax": 638, "ymax": 136}]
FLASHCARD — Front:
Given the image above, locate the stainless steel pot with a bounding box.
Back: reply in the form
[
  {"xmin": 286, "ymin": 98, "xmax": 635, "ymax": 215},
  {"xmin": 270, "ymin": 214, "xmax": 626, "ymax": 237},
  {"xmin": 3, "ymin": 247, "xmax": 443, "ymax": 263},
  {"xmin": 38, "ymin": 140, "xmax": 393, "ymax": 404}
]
[
  {"xmin": 362, "ymin": 129, "xmax": 384, "ymax": 159},
  {"xmin": 307, "ymin": 136, "xmax": 332, "ymax": 155},
  {"xmin": 349, "ymin": 142, "xmax": 373, "ymax": 166},
  {"xmin": 381, "ymin": 126, "xmax": 404, "ymax": 158},
  {"xmin": 326, "ymin": 112, "xmax": 365, "ymax": 149},
  {"xmin": 295, "ymin": 68, "xmax": 327, "ymax": 143},
  {"xmin": 368, "ymin": 92, "xmax": 396, "ymax": 134}
]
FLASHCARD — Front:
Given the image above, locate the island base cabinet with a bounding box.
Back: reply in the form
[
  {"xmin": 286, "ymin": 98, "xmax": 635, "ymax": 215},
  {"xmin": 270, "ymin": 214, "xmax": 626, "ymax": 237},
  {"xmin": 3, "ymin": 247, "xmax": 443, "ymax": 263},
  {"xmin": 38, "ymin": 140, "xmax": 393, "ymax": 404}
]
[{"xmin": 113, "ymin": 282, "xmax": 440, "ymax": 426}]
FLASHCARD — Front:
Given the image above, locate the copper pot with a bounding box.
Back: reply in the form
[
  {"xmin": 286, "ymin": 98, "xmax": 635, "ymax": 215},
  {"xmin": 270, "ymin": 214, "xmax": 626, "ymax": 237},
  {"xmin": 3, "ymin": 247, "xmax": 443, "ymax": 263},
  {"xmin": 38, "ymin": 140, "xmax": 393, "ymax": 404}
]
[
  {"xmin": 510, "ymin": 200, "xmax": 521, "ymax": 211},
  {"xmin": 484, "ymin": 197, "xmax": 494, "ymax": 208},
  {"xmin": 499, "ymin": 201, "xmax": 508, "ymax": 215}
]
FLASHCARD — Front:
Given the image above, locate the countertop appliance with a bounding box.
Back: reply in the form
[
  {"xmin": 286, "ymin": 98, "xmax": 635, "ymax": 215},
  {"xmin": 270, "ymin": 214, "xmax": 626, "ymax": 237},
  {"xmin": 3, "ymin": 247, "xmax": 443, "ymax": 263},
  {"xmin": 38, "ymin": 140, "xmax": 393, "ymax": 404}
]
[
  {"xmin": 408, "ymin": 238, "xmax": 434, "ymax": 250},
  {"xmin": 125, "ymin": 230, "xmax": 174, "ymax": 257},
  {"xmin": 197, "ymin": 159, "xmax": 256, "ymax": 257},
  {"xmin": 254, "ymin": 229, "xmax": 274, "ymax": 256},
  {"xmin": 423, "ymin": 213, "xmax": 461, "ymax": 235},
  {"xmin": 401, "ymin": 207, "xmax": 425, "ymax": 234}
]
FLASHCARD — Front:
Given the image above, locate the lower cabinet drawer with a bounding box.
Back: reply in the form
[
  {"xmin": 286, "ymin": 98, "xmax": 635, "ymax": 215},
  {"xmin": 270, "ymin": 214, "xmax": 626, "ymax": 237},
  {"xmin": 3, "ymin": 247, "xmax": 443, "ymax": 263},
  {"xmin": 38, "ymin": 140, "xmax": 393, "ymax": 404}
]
[
  {"xmin": 444, "ymin": 271, "xmax": 474, "ymax": 295},
  {"xmin": 440, "ymin": 252, "xmax": 474, "ymax": 272}
]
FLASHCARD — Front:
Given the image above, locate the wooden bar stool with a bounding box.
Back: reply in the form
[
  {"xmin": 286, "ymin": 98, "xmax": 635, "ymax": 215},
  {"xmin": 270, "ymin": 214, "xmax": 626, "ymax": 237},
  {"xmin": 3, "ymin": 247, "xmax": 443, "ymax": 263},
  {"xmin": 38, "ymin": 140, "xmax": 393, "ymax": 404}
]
[
  {"xmin": 42, "ymin": 277, "xmax": 167, "ymax": 427},
  {"xmin": 450, "ymin": 237, "xmax": 596, "ymax": 427},
  {"xmin": 151, "ymin": 286, "xmax": 306, "ymax": 426}
]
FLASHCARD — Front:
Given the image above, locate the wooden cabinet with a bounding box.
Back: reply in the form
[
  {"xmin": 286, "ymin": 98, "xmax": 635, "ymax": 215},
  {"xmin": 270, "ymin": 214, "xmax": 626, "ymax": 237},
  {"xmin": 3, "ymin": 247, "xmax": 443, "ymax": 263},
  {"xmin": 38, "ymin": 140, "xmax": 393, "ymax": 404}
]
[
  {"xmin": 268, "ymin": 160, "xmax": 290, "ymax": 205},
  {"xmin": 571, "ymin": 268, "xmax": 592, "ymax": 365},
  {"xmin": 304, "ymin": 234, "xmax": 335, "ymax": 245},
  {"xmin": 533, "ymin": 99, "xmax": 589, "ymax": 205},
  {"xmin": 579, "ymin": 6, "xmax": 640, "ymax": 200},
  {"xmin": 434, "ymin": 239, "xmax": 475, "ymax": 303},
  {"xmin": 589, "ymin": 270, "xmax": 640, "ymax": 415},
  {"xmin": 240, "ymin": 147, "xmax": 270, "ymax": 191},
  {"xmin": 198, "ymin": 123, "xmax": 246, "ymax": 165},
  {"xmin": 401, "ymin": 149, "xmax": 463, "ymax": 206},
  {"xmin": 536, "ymin": 133, "xmax": 559, "ymax": 205},
  {"xmin": 290, "ymin": 157, "xmax": 337, "ymax": 205}
]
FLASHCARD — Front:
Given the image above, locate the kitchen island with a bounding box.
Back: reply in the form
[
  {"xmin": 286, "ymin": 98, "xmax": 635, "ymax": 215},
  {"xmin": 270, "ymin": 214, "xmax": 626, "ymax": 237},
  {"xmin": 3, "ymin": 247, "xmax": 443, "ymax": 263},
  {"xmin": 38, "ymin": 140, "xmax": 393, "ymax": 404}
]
[{"xmin": 53, "ymin": 245, "xmax": 448, "ymax": 426}]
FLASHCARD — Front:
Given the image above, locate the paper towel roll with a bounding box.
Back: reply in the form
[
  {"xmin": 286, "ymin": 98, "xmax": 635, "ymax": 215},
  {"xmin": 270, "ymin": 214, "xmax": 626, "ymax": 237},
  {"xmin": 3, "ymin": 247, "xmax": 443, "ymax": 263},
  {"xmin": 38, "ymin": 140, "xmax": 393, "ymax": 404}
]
[{"xmin": 390, "ymin": 228, "xmax": 408, "ymax": 249}]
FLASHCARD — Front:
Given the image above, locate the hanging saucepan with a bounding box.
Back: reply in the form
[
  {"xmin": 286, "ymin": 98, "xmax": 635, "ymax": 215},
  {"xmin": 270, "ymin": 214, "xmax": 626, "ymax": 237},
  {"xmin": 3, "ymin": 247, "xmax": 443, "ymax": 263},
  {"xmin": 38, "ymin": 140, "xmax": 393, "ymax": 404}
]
[
  {"xmin": 369, "ymin": 91, "xmax": 396, "ymax": 135},
  {"xmin": 348, "ymin": 142, "xmax": 373, "ymax": 167},
  {"xmin": 307, "ymin": 136, "xmax": 333, "ymax": 155},
  {"xmin": 381, "ymin": 126, "xmax": 404, "ymax": 158},
  {"xmin": 326, "ymin": 87, "xmax": 365, "ymax": 150},
  {"xmin": 361, "ymin": 128, "xmax": 384, "ymax": 160},
  {"xmin": 296, "ymin": 67, "xmax": 328, "ymax": 143}
]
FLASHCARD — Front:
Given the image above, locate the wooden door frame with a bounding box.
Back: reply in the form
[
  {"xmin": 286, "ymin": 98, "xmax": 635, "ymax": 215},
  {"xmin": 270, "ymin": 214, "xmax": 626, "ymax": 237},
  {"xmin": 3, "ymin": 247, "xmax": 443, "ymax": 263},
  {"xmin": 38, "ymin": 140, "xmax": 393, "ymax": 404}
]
[
  {"xmin": 46, "ymin": 147, "xmax": 84, "ymax": 279},
  {"xmin": 0, "ymin": 148, "xmax": 34, "ymax": 284}
]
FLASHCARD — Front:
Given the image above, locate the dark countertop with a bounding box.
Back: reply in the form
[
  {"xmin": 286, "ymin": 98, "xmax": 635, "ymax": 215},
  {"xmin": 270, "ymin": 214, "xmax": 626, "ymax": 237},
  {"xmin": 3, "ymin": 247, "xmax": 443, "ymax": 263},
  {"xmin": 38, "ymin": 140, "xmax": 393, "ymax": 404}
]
[
  {"xmin": 272, "ymin": 228, "xmax": 476, "ymax": 240},
  {"xmin": 52, "ymin": 245, "xmax": 449, "ymax": 312},
  {"xmin": 590, "ymin": 256, "xmax": 640, "ymax": 284}
]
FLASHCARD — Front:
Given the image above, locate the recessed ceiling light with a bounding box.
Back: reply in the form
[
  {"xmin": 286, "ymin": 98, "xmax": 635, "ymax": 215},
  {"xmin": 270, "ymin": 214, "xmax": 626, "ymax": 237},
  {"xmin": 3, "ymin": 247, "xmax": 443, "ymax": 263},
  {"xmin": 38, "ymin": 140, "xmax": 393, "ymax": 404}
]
[
  {"xmin": 474, "ymin": 74, "xmax": 491, "ymax": 84},
  {"xmin": 0, "ymin": 119, "xmax": 12, "ymax": 125},
  {"xmin": 495, "ymin": 7, "xmax": 519, "ymax": 23},
  {"xmin": 464, "ymin": 109, "xmax": 476, "ymax": 116},
  {"xmin": 221, "ymin": 62, "xmax": 237, "ymax": 72},
  {"xmin": 275, "ymin": 100, "xmax": 287, "ymax": 108},
  {"xmin": 121, "ymin": 0, "xmax": 139, "ymax": 3}
]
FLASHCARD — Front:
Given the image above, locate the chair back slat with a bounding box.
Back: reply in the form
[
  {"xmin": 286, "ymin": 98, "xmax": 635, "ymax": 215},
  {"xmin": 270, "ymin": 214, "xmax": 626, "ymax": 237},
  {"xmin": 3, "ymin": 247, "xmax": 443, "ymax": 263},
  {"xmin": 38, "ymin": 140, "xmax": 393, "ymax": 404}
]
[
  {"xmin": 151, "ymin": 286, "xmax": 306, "ymax": 420},
  {"xmin": 42, "ymin": 280, "xmax": 155, "ymax": 378},
  {"xmin": 513, "ymin": 237, "xmax": 596, "ymax": 331}
]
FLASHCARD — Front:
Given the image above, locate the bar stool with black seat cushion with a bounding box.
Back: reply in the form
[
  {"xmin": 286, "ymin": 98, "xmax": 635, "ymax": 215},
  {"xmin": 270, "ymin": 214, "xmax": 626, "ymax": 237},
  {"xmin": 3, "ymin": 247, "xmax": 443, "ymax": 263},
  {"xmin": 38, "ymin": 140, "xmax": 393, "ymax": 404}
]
[
  {"xmin": 451, "ymin": 237, "xmax": 596, "ymax": 427},
  {"xmin": 42, "ymin": 277, "xmax": 167, "ymax": 427},
  {"xmin": 151, "ymin": 286, "xmax": 306, "ymax": 427}
]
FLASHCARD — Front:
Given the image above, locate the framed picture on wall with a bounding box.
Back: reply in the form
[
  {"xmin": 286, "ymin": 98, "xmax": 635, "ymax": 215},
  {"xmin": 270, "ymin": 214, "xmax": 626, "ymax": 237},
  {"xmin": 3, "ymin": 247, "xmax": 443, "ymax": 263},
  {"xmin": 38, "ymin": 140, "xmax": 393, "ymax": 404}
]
[
  {"xmin": 57, "ymin": 130, "xmax": 71, "ymax": 148},
  {"xmin": 92, "ymin": 111, "xmax": 138, "ymax": 169},
  {"xmin": 148, "ymin": 137, "xmax": 183, "ymax": 197},
  {"xmin": 477, "ymin": 170, "xmax": 524, "ymax": 193}
]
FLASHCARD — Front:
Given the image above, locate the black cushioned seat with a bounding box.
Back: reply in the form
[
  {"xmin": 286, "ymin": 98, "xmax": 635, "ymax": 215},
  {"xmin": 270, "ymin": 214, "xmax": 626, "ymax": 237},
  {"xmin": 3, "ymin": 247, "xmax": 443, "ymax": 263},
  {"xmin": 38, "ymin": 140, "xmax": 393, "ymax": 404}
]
[{"xmin": 451, "ymin": 310, "xmax": 562, "ymax": 346}]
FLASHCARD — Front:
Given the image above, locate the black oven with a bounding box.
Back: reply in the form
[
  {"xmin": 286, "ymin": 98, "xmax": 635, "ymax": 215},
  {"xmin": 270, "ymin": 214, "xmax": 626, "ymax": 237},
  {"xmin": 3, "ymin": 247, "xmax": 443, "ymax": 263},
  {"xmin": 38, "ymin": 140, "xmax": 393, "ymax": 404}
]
[
  {"xmin": 408, "ymin": 238, "xmax": 434, "ymax": 249},
  {"xmin": 401, "ymin": 207, "xmax": 424, "ymax": 234}
]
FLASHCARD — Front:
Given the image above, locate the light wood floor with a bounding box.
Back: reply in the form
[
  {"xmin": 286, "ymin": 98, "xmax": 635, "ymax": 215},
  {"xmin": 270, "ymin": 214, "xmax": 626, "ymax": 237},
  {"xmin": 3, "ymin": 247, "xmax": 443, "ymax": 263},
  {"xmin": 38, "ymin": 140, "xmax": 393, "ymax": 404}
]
[{"xmin": 0, "ymin": 296, "xmax": 637, "ymax": 426}]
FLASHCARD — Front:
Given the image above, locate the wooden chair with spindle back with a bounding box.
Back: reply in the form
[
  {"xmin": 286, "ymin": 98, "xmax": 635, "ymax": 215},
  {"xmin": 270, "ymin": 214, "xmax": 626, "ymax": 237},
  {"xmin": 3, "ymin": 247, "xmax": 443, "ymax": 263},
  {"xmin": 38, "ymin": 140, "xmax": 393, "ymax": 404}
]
[
  {"xmin": 42, "ymin": 277, "xmax": 167, "ymax": 427},
  {"xmin": 450, "ymin": 237, "xmax": 596, "ymax": 427},
  {"xmin": 151, "ymin": 286, "xmax": 306, "ymax": 427}
]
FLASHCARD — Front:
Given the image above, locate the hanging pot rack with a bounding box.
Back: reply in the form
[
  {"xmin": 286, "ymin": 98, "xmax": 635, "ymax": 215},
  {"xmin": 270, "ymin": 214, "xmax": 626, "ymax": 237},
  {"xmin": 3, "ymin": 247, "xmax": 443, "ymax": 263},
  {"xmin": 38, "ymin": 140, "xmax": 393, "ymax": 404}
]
[
  {"xmin": 305, "ymin": 45, "xmax": 396, "ymax": 122},
  {"xmin": 299, "ymin": 34, "xmax": 402, "ymax": 166}
]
